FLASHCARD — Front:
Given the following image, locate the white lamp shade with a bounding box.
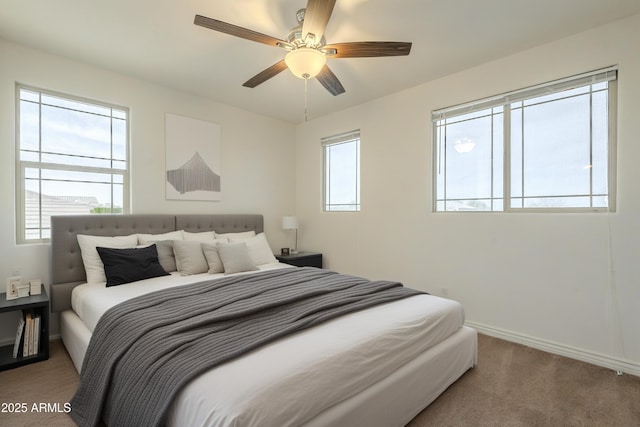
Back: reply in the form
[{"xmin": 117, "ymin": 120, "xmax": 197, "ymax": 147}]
[
  {"xmin": 282, "ymin": 216, "xmax": 299, "ymax": 230},
  {"xmin": 285, "ymin": 48, "xmax": 326, "ymax": 79}
]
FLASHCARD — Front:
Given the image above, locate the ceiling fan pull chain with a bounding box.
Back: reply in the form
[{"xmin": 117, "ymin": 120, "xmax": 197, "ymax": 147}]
[{"xmin": 304, "ymin": 74, "xmax": 309, "ymax": 122}]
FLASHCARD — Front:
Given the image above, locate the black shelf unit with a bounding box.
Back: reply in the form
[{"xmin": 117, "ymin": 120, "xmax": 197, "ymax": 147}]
[
  {"xmin": 0, "ymin": 285, "xmax": 49, "ymax": 371},
  {"xmin": 276, "ymin": 251, "xmax": 323, "ymax": 268}
]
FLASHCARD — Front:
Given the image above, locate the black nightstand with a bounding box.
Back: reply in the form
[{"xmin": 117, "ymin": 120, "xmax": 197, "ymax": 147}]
[
  {"xmin": 276, "ymin": 251, "xmax": 323, "ymax": 268},
  {"xmin": 0, "ymin": 285, "xmax": 49, "ymax": 371}
]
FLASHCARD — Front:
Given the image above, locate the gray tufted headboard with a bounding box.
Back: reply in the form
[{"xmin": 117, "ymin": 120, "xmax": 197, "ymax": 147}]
[{"xmin": 50, "ymin": 214, "xmax": 264, "ymax": 312}]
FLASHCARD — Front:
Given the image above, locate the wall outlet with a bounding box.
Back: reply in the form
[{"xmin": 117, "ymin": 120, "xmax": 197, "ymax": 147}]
[{"xmin": 440, "ymin": 287, "xmax": 449, "ymax": 297}]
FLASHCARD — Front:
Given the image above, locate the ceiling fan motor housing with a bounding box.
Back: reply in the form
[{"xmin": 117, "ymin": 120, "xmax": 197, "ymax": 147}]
[{"xmin": 287, "ymin": 8, "xmax": 326, "ymax": 48}]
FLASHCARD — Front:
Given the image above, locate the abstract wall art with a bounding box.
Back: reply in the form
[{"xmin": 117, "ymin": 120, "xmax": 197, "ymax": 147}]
[{"xmin": 165, "ymin": 113, "xmax": 221, "ymax": 201}]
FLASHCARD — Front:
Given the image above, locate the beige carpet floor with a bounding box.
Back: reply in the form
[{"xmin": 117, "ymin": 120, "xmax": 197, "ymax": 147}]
[
  {"xmin": 0, "ymin": 334, "xmax": 638, "ymax": 427},
  {"xmin": 408, "ymin": 334, "xmax": 640, "ymax": 427}
]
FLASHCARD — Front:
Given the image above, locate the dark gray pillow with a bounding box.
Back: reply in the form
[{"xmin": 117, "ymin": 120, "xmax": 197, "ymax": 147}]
[
  {"xmin": 154, "ymin": 240, "xmax": 177, "ymax": 272},
  {"xmin": 96, "ymin": 244, "xmax": 169, "ymax": 287}
]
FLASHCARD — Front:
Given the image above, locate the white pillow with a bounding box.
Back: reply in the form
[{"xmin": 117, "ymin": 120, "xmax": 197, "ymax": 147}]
[
  {"xmin": 183, "ymin": 231, "xmax": 217, "ymax": 241},
  {"xmin": 216, "ymin": 242, "xmax": 259, "ymax": 274},
  {"xmin": 77, "ymin": 234, "xmax": 139, "ymax": 284},
  {"xmin": 202, "ymin": 243, "xmax": 224, "ymax": 274},
  {"xmin": 137, "ymin": 230, "xmax": 183, "ymax": 245},
  {"xmin": 172, "ymin": 240, "xmax": 209, "ymax": 275},
  {"xmin": 230, "ymin": 233, "xmax": 277, "ymax": 266},
  {"xmin": 215, "ymin": 230, "xmax": 256, "ymax": 239}
]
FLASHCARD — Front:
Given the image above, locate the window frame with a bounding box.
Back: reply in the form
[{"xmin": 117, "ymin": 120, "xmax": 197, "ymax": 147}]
[
  {"xmin": 15, "ymin": 84, "xmax": 130, "ymax": 244},
  {"xmin": 432, "ymin": 67, "xmax": 617, "ymax": 213},
  {"xmin": 322, "ymin": 130, "xmax": 361, "ymax": 212}
]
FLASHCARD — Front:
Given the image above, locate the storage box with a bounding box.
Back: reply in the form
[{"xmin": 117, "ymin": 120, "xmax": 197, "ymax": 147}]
[{"xmin": 29, "ymin": 279, "xmax": 42, "ymax": 295}]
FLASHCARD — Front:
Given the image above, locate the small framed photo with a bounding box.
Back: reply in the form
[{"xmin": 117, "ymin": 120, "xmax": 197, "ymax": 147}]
[
  {"xmin": 281, "ymin": 248, "xmax": 290, "ymax": 256},
  {"xmin": 6, "ymin": 277, "xmax": 21, "ymax": 300}
]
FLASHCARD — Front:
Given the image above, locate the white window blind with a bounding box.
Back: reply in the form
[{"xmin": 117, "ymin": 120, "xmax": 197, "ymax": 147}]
[
  {"xmin": 433, "ymin": 66, "xmax": 617, "ymax": 212},
  {"xmin": 432, "ymin": 67, "xmax": 617, "ymax": 121}
]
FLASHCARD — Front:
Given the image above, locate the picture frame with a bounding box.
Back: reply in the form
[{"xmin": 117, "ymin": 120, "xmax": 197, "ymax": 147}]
[
  {"xmin": 165, "ymin": 113, "xmax": 222, "ymax": 201},
  {"xmin": 281, "ymin": 248, "xmax": 290, "ymax": 256},
  {"xmin": 6, "ymin": 276, "xmax": 21, "ymax": 300}
]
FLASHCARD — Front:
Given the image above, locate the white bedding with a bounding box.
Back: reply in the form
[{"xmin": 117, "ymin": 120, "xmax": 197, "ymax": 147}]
[
  {"xmin": 68, "ymin": 263, "xmax": 469, "ymax": 426},
  {"xmin": 71, "ymin": 262, "xmax": 289, "ymax": 332}
]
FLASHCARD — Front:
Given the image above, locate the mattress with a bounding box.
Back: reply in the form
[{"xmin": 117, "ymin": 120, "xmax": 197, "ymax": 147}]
[
  {"xmin": 66, "ymin": 264, "xmax": 470, "ymax": 426},
  {"xmin": 71, "ymin": 263, "xmax": 290, "ymax": 333}
]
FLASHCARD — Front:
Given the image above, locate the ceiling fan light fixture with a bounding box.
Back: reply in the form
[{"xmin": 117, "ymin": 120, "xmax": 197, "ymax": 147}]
[{"xmin": 285, "ymin": 47, "xmax": 326, "ymax": 79}]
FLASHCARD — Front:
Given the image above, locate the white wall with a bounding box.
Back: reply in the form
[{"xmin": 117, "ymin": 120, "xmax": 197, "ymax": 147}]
[
  {"xmin": 0, "ymin": 39, "xmax": 296, "ymax": 339},
  {"xmin": 295, "ymin": 14, "xmax": 640, "ymax": 374},
  {"xmin": 2, "ymin": 14, "xmax": 638, "ymax": 375}
]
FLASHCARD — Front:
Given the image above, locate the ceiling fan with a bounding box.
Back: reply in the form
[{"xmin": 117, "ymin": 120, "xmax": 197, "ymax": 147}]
[{"xmin": 194, "ymin": 0, "xmax": 412, "ymax": 96}]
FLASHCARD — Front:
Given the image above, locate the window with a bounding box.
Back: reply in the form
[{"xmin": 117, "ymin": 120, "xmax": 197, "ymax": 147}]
[
  {"xmin": 433, "ymin": 67, "xmax": 617, "ymax": 212},
  {"xmin": 16, "ymin": 85, "xmax": 129, "ymax": 243},
  {"xmin": 323, "ymin": 130, "xmax": 360, "ymax": 211}
]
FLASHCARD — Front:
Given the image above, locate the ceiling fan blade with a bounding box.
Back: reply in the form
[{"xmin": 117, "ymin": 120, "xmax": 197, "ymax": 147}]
[
  {"xmin": 302, "ymin": 0, "xmax": 336, "ymax": 44},
  {"xmin": 316, "ymin": 65, "xmax": 345, "ymax": 96},
  {"xmin": 324, "ymin": 41, "xmax": 412, "ymax": 58},
  {"xmin": 242, "ymin": 60, "xmax": 288, "ymax": 88},
  {"xmin": 194, "ymin": 14, "xmax": 288, "ymax": 48}
]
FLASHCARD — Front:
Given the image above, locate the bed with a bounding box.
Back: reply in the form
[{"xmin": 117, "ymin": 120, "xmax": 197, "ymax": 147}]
[{"xmin": 50, "ymin": 214, "xmax": 477, "ymax": 427}]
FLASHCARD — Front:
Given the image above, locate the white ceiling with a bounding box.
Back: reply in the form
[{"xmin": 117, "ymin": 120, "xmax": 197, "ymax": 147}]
[{"xmin": 2, "ymin": 0, "xmax": 640, "ymax": 124}]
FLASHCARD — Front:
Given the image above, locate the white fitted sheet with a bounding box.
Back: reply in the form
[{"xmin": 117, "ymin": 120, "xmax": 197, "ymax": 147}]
[
  {"xmin": 67, "ymin": 264, "xmax": 470, "ymax": 426},
  {"xmin": 71, "ymin": 263, "xmax": 290, "ymax": 333}
]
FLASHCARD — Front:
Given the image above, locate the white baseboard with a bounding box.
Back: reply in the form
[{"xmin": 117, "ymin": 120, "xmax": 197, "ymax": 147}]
[{"xmin": 466, "ymin": 321, "xmax": 640, "ymax": 378}]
